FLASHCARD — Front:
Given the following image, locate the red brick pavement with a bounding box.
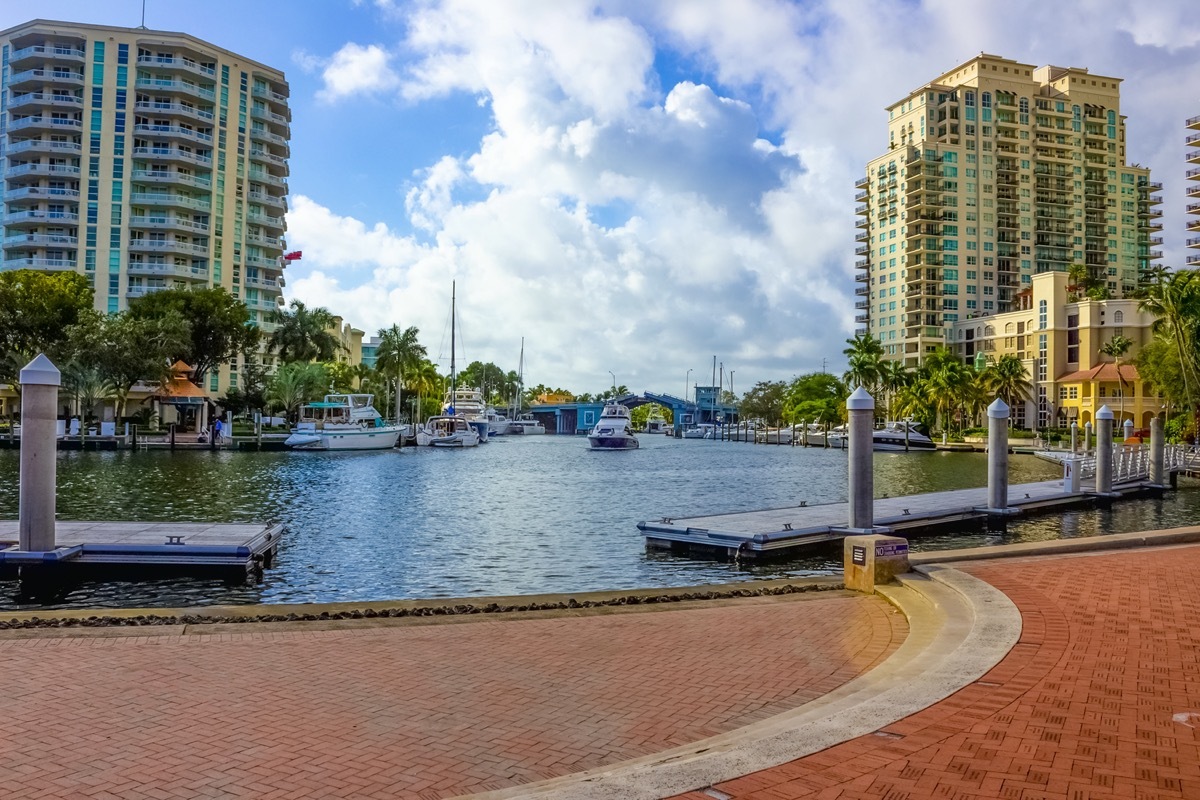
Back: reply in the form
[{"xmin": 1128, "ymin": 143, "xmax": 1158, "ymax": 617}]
[
  {"xmin": 0, "ymin": 592, "xmax": 904, "ymax": 799},
  {"xmin": 675, "ymin": 545, "xmax": 1200, "ymax": 800}
]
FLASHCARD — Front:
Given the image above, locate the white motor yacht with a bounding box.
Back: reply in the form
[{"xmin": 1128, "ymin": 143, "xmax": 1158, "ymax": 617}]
[
  {"xmin": 416, "ymin": 415, "xmax": 481, "ymax": 448},
  {"xmin": 508, "ymin": 413, "xmax": 546, "ymax": 435},
  {"xmin": 645, "ymin": 410, "xmax": 668, "ymax": 434},
  {"xmin": 873, "ymin": 420, "xmax": 937, "ymax": 451},
  {"xmin": 443, "ymin": 386, "xmax": 490, "ymax": 442},
  {"xmin": 682, "ymin": 422, "xmax": 717, "ymax": 440},
  {"xmin": 588, "ymin": 403, "xmax": 638, "ymax": 450},
  {"xmin": 284, "ymin": 394, "xmax": 403, "ymax": 451}
]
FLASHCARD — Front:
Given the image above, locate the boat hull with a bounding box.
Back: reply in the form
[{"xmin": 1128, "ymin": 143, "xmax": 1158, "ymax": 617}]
[
  {"xmin": 588, "ymin": 435, "xmax": 639, "ymax": 450},
  {"xmin": 285, "ymin": 426, "xmax": 402, "ymax": 451}
]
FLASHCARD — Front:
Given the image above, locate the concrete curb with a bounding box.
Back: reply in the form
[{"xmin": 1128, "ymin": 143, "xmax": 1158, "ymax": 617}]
[
  {"xmin": 455, "ymin": 565, "xmax": 1021, "ymax": 800},
  {"xmin": 909, "ymin": 525, "xmax": 1200, "ymax": 566}
]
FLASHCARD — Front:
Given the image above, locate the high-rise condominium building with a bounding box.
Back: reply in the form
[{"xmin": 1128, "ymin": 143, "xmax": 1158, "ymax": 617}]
[
  {"xmin": 1188, "ymin": 110, "xmax": 1200, "ymax": 265},
  {"xmin": 0, "ymin": 19, "xmax": 290, "ymax": 395},
  {"xmin": 855, "ymin": 54, "xmax": 1162, "ymax": 367}
]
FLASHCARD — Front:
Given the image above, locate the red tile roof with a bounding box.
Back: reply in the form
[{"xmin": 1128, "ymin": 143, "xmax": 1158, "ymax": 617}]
[{"xmin": 1056, "ymin": 362, "xmax": 1140, "ymax": 383}]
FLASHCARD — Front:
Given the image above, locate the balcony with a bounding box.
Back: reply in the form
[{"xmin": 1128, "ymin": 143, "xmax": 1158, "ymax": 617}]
[
  {"xmin": 4, "ymin": 186, "xmax": 80, "ymax": 202},
  {"xmin": 132, "ymin": 123, "xmax": 213, "ymax": 145},
  {"xmin": 247, "ymin": 210, "xmax": 285, "ymax": 229},
  {"xmin": 3, "ymin": 233, "xmax": 78, "ymax": 249},
  {"xmin": 855, "ymin": 245, "xmax": 869, "ymax": 256},
  {"xmin": 131, "ymin": 169, "xmax": 212, "ymax": 190},
  {"xmin": 8, "ymin": 68, "xmax": 84, "ymax": 88},
  {"xmin": 854, "ymin": 285, "xmax": 869, "ymax": 297},
  {"xmin": 5, "ymin": 162, "xmax": 81, "ymax": 179},
  {"xmin": 250, "ymin": 105, "xmax": 289, "ymax": 126},
  {"xmin": 128, "ymin": 239, "xmax": 210, "ymax": 257},
  {"xmin": 130, "ymin": 146, "xmax": 212, "ymax": 167},
  {"xmin": 2, "ymin": 257, "xmax": 77, "ymax": 271},
  {"xmin": 129, "ymin": 192, "xmax": 212, "ymax": 211},
  {"xmin": 855, "ymin": 175, "xmax": 870, "ymax": 189},
  {"xmin": 249, "ymin": 127, "xmax": 289, "ymax": 149},
  {"xmin": 136, "ymin": 54, "xmax": 216, "ymax": 78},
  {"xmin": 252, "ymin": 85, "xmax": 290, "ymax": 106},
  {"xmin": 854, "ymin": 314, "xmax": 869, "ymax": 324},
  {"xmin": 126, "ymin": 262, "xmax": 209, "ymax": 280},
  {"xmin": 246, "ymin": 231, "xmax": 282, "ymax": 248},
  {"xmin": 9, "ymin": 45, "xmax": 86, "ymax": 66},
  {"xmin": 4, "ymin": 210, "xmax": 78, "ymax": 226},
  {"xmin": 8, "ymin": 116, "xmax": 82, "ymax": 133},
  {"xmin": 6, "ymin": 138, "xmax": 82, "ymax": 156},
  {"xmin": 133, "ymin": 101, "xmax": 215, "ymax": 122},
  {"xmin": 244, "ymin": 253, "xmax": 280, "ymax": 269},
  {"xmin": 243, "ymin": 274, "xmax": 280, "ymax": 290},
  {"xmin": 129, "ymin": 215, "xmax": 209, "ymax": 233},
  {"xmin": 134, "ymin": 78, "xmax": 216, "ymax": 101},
  {"xmin": 248, "ymin": 192, "xmax": 287, "ymax": 211},
  {"xmin": 9, "ymin": 92, "xmax": 83, "ymax": 110},
  {"xmin": 249, "ymin": 170, "xmax": 288, "ymax": 189},
  {"xmin": 248, "ymin": 148, "xmax": 288, "ymax": 169}
]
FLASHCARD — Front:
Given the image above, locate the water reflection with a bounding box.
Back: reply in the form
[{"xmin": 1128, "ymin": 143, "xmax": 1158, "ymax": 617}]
[{"xmin": 0, "ymin": 437, "xmax": 1194, "ymax": 610}]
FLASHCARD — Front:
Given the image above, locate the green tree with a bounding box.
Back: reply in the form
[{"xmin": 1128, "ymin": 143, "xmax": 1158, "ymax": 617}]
[
  {"xmin": 631, "ymin": 403, "xmax": 672, "ymax": 429},
  {"xmin": 980, "ymin": 354, "xmax": 1031, "ymax": 420},
  {"xmin": 458, "ymin": 360, "xmax": 507, "ymax": 403},
  {"xmin": 267, "ymin": 362, "xmax": 330, "ymax": 421},
  {"xmin": 879, "ymin": 360, "xmax": 911, "ymax": 420},
  {"xmin": 80, "ymin": 314, "xmax": 189, "ymax": 420},
  {"xmin": 62, "ymin": 362, "xmax": 116, "ymax": 424},
  {"xmin": 127, "ymin": 286, "xmax": 259, "ymax": 386},
  {"xmin": 783, "ymin": 372, "xmax": 846, "ymax": 425},
  {"xmin": 739, "ymin": 380, "xmax": 788, "ymax": 422},
  {"xmin": 323, "ymin": 361, "xmax": 359, "ymax": 393},
  {"xmin": 1138, "ymin": 268, "xmax": 1200, "ymax": 430},
  {"xmin": 842, "ymin": 334, "xmax": 884, "ymax": 392},
  {"xmin": 0, "ymin": 270, "xmax": 93, "ymax": 360},
  {"xmin": 375, "ymin": 324, "xmax": 427, "ymax": 421},
  {"xmin": 266, "ymin": 300, "xmax": 341, "ymax": 364},
  {"xmin": 1099, "ymin": 333, "xmax": 1134, "ymax": 424},
  {"xmin": 923, "ymin": 348, "xmax": 975, "ymax": 433}
]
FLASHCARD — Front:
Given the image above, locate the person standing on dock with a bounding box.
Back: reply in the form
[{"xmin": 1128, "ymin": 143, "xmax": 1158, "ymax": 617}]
[{"xmin": 214, "ymin": 417, "xmax": 224, "ymax": 445}]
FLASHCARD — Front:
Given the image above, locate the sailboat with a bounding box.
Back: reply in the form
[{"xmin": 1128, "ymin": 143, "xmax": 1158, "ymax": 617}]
[
  {"xmin": 507, "ymin": 337, "xmax": 545, "ymax": 435},
  {"xmin": 417, "ymin": 281, "xmax": 480, "ymax": 448}
]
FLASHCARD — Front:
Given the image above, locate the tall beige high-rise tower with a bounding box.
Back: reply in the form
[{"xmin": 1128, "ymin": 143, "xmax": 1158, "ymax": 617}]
[
  {"xmin": 0, "ymin": 19, "xmax": 290, "ymax": 394},
  {"xmin": 1188, "ymin": 110, "xmax": 1200, "ymax": 266},
  {"xmin": 855, "ymin": 54, "xmax": 1161, "ymax": 367}
]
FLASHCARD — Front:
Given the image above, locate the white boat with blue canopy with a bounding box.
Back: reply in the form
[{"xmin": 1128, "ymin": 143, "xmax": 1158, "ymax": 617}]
[{"xmin": 284, "ymin": 394, "xmax": 403, "ymax": 451}]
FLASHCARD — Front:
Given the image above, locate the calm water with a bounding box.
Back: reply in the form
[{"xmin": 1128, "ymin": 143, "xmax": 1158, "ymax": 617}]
[{"xmin": 0, "ymin": 435, "xmax": 1196, "ymax": 610}]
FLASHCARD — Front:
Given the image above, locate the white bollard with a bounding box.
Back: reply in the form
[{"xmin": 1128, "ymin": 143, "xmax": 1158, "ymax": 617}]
[
  {"xmin": 1070, "ymin": 421, "xmax": 1078, "ymax": 454},
  {"xmin": 987, "ymin": 398, "xmax": 1010, "ymax": 512},
  {"xmin": 1123, "ymin": 418, "xmax": 1134, "ymax": 443},
  {"xmin": 1084, "ymin": 421, "xmax": 1093, "ymax": 454},
  {"xmin": 18, "ymin": 354, "xmax": 61, "ymax": 552},
  {"xmin": 847, "ymin": 387, "xmax": 875, "ymax": 530},
  {"xmin": 1150, "ymin": 417, "xmax": 1165, "ymax": 486},
  {"xmin": 1095, "ymin": 405, "xmax": 1114, "ymax": 494}
]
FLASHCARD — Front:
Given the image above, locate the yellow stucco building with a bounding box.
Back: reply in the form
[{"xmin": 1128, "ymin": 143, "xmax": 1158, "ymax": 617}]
[{"xmin": 952, "ymin": 271, "xmax": 1163, "ymax": 430}]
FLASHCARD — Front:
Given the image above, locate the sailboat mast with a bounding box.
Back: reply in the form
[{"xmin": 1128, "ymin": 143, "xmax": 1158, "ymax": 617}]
[{"xmin": 450, "ymin": 281, "xmax": 457, "ymax": 403}]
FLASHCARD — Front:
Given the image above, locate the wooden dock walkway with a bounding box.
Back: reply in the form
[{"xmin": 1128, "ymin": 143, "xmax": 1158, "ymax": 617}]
[
  {"xmin": 0, "ymin": 520, "xmax": 282, "ymax": 576},
  {"xmin": 638, "ymin": 476, "xmax": 1154, "ymax": 558}
]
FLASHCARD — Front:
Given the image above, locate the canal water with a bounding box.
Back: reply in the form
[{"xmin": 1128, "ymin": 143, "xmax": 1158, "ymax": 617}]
[{"xmin": 0, "ymin": 435, "xmax": 1197, "ymax": 610}]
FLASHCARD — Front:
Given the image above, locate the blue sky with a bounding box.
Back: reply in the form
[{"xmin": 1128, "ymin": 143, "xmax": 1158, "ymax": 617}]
[{"xmin": 6, "ymin": 1, "xmax": 1200, "ymax": 394}]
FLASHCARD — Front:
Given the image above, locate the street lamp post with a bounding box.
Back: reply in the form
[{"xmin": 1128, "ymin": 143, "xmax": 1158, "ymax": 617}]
[{"xmin": 608, "ymin": 371, "xmax": 616, "ymax": 396}]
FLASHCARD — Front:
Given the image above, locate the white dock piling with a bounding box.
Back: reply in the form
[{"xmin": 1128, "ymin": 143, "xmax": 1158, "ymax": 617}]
[
  {"xmin": 1095, "ymin": 405, "xmax": 1114, "ymax": 495},
  {"xmin": 987, "ymin": 398, "xmax": 1010, "ymax": 512},
  {"xmin": 18, "ymin": 354, "xmax": 60, "ymax": 552},
  {"xmin": 847, "ymin": 387, "xmax": 874, "ymax": 530},
  {"xmin": 1150, "ymin": 417, "xmax": 1165, "ymax": 486}
]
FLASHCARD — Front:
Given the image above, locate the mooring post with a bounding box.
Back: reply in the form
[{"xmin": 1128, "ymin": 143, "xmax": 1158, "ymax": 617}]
[
  {"xmin": 1123, "ymin": 418, "xmax": 1134, "ymax": 443},
  {"xmin": 1084, "ymin": 420, "xmax": 1092, "ymax": 454},
  {"xmin": 1095, "ymin": 405, "xmax": 1114, "ymax": 494},
  {"xmin": 986, "ymin": 397, "xmax": 1010, "ymax": 512},
  {"xmin": 847, "ymin": 387, "xmax": 874, "ymax": 530},
  {"xmin": 1070, "ymin": 421, "xmax": 1078, "ymax": 454},
  {"xmin": 1150, "ymin": 416, "xmax": 1165, "ymax": 486},
  {"xmin": 18, "ymin": 354, "xmax": 60, "ymax": 552}
]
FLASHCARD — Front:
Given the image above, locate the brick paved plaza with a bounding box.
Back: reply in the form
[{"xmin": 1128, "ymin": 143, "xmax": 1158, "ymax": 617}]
[
  {"xmin": 0, "ymin": 592, "xmax": 902, "ymax": 799},
  {"xmin": 2, "ymin": 542, "xmax": 1199, "ymax": 799}
]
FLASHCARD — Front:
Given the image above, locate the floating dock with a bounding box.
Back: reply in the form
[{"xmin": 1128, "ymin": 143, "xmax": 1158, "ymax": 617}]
[
  {"xmin": 0, "ymin": 520, "xmax": 283, "ymax": 579},
  {"xmin": 638, "ymin": 477, "xmax": 1158, "ymax": 559}
]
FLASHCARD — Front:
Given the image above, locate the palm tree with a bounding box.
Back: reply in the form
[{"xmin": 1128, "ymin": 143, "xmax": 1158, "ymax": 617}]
[
  {"xmin": 374, "ymin": 324, "xmax": 427, "ymax": 422},
  {"xmin": 405, "ymin": 358, "xmax": 442, "ymax": 422},
  {"xmin": 62, "ymin": 362, "xmax": 116, "ymax": 424},
  {"xmin": 1138, "ymin": 268, "xmax": 1200, "ymax": 428},
  {"xmin": 879, "ymin": 360, "xmax": 910, "ymax": 420},
  {"xmin": 842, "ymin": 334, "xmax": 884, "ymax": 394},
  {"xmin": 266, "ymin": 300, "xmax": 342, "ymax": 364},
  {"xmin": 923, "ymin": 348, "xmax": 973, "ymax": 433},
  {"xmin": 267, "ymin": 362, "xmax": 328, "ymax": 422},
  {"xmin": 980, "ymin": 354, "xmax": 1031, "ymax": 422},
  {"xmin": 1099, "ymin": 334, "xmax": 1134, "ymax": 425}
]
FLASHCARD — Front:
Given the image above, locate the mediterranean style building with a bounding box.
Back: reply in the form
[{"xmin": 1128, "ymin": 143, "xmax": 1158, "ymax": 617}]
[
  {"xmin": 856, "ymin": 54, "xmax": 1162, "ymax": 368},
  {"xmin": 951, "ymin": 271, "xmax": 1162, "ymax": 430},
  {"xmin": 0, "ymin": 19, "xmax": 291, "ymax": 396}
]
